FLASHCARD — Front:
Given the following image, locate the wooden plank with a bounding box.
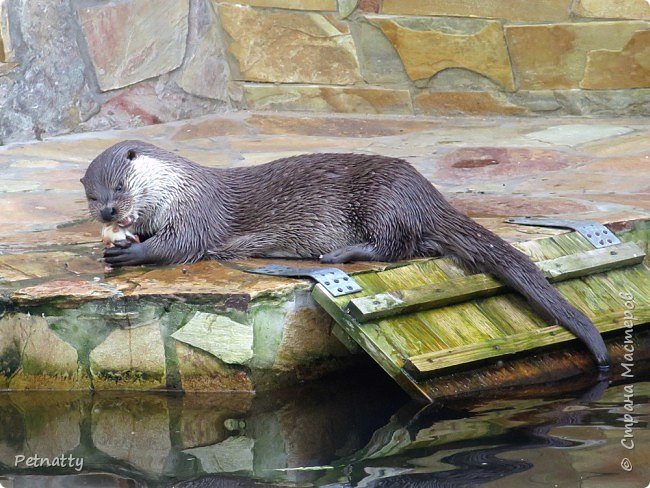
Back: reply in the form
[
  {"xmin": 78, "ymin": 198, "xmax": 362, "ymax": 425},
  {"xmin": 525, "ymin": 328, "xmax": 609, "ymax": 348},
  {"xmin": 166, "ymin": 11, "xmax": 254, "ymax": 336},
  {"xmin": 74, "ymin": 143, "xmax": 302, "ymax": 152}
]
[
  {"xmin": 406, "ymin": 304, "xmax": 650, "ymax": 375},
  {"xmin": 409, "ymin": 258, "xmax": 522, "ymax": 343},
  {"xmin": 478, "ymin": 231, "xmax": 600, "ymax": 334},
  {"xmin": 311, "ymin": 221, "xmax": 649, "ymax": 402},
  {"xmin": 475, "ymin": 293, "xmax": 547, "ymax": 335},
  {"xmin": 415, "ymin": 328, "xmax": 650, "ymax": 400},
  {"xmin": 374, "ymin": 258, "xmax": 509, "ymax": 349},
  {"xmin": 351, "ymin": 271, "xmax": 450, "ymax": 357},
  {"xmin": 539, "ymin": 241, "xmax": 645, "ymax": 280},
  {"xmin": 348, "ymin": 274, "xmax": 503, "ymax": 323},
  {"xmin": 550, "ymin": 232, "xmax": 594, "ymax": 254},
  {"xmin": 347, "ymin": 242, "xmax": 645, "ymax": 323},
  {"xmin": 311, "ymin": 284, "xmax": 433, "ymax": 401}
]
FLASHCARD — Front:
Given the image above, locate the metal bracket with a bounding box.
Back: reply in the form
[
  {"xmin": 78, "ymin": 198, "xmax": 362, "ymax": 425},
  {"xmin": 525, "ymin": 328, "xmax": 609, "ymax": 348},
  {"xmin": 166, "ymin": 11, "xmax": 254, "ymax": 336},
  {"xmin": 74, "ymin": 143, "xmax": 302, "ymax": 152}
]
[
  {"xmin": 505, "ymin": 217, "xmax": 621, "ymax": 248},
  {"xmin": 246, "ymin": 264, "xmax": 363, "ymax": 297}
]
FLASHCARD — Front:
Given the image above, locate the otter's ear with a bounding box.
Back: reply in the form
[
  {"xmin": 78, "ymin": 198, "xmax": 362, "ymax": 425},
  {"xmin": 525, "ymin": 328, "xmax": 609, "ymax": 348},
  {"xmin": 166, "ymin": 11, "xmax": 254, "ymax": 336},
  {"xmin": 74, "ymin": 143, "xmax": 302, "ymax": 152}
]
[
  {"xmin": 126, "ymin": 149, "xmax": 137, "ymax": 161},
  {"xmin": 80, "ymin": 177, "xmax": 86, "ymax": 186}
]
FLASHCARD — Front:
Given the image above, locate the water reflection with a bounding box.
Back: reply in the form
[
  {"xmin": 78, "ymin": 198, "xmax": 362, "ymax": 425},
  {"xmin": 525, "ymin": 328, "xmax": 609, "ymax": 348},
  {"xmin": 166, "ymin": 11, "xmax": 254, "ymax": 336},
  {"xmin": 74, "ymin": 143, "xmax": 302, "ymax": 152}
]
[{"xmin": 0, "ymin": 368, "xmax": 648, "ymax": 488}]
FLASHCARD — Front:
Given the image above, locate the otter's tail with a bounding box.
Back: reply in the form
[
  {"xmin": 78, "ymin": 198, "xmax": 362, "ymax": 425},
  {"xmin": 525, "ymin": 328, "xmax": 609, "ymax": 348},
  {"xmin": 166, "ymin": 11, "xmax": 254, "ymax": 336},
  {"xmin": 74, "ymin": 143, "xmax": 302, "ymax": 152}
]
[{"xmin": 430, "ymin": 212, "xmax": 610, "ymax": 369}]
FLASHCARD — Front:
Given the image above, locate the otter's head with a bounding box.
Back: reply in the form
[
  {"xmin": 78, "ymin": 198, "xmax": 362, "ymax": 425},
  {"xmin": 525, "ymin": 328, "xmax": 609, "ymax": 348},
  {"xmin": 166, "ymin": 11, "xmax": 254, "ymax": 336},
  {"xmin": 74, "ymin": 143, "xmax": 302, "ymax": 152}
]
[{"xmin": 81, "ymin": 140, "xmax": 176, "ymax": 233}]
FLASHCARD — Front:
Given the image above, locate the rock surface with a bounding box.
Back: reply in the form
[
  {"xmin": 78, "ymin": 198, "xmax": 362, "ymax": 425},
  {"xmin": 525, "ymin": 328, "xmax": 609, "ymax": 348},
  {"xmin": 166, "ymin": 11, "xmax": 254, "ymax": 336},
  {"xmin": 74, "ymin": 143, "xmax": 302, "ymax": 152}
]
[
  {"xmin": 382, "ymin": 0, "xmax": 573, "ymax": 21},
  {"xmin": 0, "ymin": 0, "xmax": 98, "ymax": 143},
  {"xmin": 354, "ymin": 22, "xmax": 410, "ymax": 84},
  {"xmin": 177, "ymin": 0, "xmax": 233, "ymax": 102},
  {"xmin": 218, "ymin": 4, "xmax": 362, "ymax": 84},
  {"xmin": 183, "ymin": 436, "xmax": 255, "ymax": 473},
  {"xmin": 219, "ymin": 0, "xmax": 336, "ymax": 9},
  {"xmin": 370, "ymin": 16, "xmax": 515, "ymax": 90},
  {"xmin": 0, "ymin": 0, "xmax": 12, "ymax": 62},
  {"xmin": 76, "ymin": 0, "xmax": 189, "ymax": 91},
  {"xmin": 506, "ymin": 22, "xmax": 649, "ymax": 90},
  {"xmin": 244, "ymin": 84, "xmax": 413, "ymax": 113},
  {"xmin": 90, "ymin": 323, "xmax": 166, "ymax": 389},
  {"xmin": 175, "ymin": 342, "xmax": 253, "ymax": 392},
  {"xmin": 573, "ymin": 0, "xmax": 650, "ymax": 19},
  {"xmin": 0, "ymin": 0, "xmax": 649, "ymax": 142},
  {"xmin": 172, "ymin": 313, "xmax": 254, "ymax": 365},
  {"xmin": 92, "ymin": 395, "xmax": 172, "ymax": 473},
  {"xmin": 581, "ymin": 30, "xmax": 650, "ymax": 89},
  {"xmin": 339, "ymin": 0, "xmax": 358, "ymax": 17},
  {"xmin": 0, "ymin": 314, "xmax": 87, "ymax": 389},
  {"xmin": 414, "ymin": 91, "xmax": 524, "ymax": 115}
]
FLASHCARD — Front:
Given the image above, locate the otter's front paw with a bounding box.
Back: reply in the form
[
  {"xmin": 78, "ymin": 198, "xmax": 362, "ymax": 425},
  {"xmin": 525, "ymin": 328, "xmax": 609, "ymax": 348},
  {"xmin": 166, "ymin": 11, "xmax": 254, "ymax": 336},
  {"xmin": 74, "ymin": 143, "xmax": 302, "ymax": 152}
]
[{"xmin": 104, "ymin": 242, "xmax": 148, "ymax": 267}]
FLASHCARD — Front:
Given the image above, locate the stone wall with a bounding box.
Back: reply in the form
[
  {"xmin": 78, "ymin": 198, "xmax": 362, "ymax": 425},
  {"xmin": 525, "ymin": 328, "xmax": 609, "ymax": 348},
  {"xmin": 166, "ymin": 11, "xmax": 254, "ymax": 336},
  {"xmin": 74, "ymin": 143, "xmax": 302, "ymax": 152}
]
[
  {"xmin": 0, "ymin": 0, "xmax": 648, "ymax": 143},
  {"xmin": 0, "ymin": 0, "xmax": 235, "ymax": 143}
]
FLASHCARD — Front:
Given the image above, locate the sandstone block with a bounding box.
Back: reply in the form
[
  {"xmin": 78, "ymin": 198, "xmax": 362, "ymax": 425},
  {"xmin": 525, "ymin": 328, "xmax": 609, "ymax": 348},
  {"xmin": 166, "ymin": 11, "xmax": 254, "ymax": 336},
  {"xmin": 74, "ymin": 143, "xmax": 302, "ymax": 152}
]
[
  {"xmin": 244, "ymin": 84, "xmax": 413, "ymax": 114},
  {"xmin": 358, "ymin": 0, "xmax": 380, "ymax": 12},
  {"xmin": 1, "ymin": 0, "xmax": 98, "ymax": 142},
  {"xmin": 356, "ymin": 22, "xmax": 410, "ymax": 84},
  {"xmin": 90, "ymin": 323, "xmax": 166, "ymax": 389},
  {"xmin": 505, "ymin": 22, "xmax": 648, "ymax": 90},
  {"xmin": 382, "ymin": 0, "xmax": 572, "ymax": 21},
  {"xmin": 77, "ymin": 0, "xmax": 189, "ymax": 91},
  {"xmin": 172, "ymin": 312, "xmax": 254, "ymax": 365},
  {"xmin": 82, "ymin": 81, "xmax": 227, "ymax": 133},
  {"xmin": 370, "ymin": 16, "xmax": 515, "ymax": 90},
  {"xmin": 573, "ymin": 0, "xmax": 650, "ymax": 20},
  {"xmin": 218, "ymin": 0, "xmax": 336, "ymax": 9},
  {"xmin": 274, "ymin": 300, "xmax": 350, "ymax": 371},
  {"xmin": 339, "ymin": 0, "xmax": 358, "ymax": 18},
  {"xmin": 414, "ymin": 91, "xmax": 524, "ymax": 115},
  {"xmin": 218, "ymin": 4, "xmax": 362, "ymax": 84},
  {"xmin": 0, "ymin": 313, "xmax": 87, "ymax": 390},
  {"xmin": 581, "ymin": 30, "xmax": 650, "ymax": 89},
  {"xmin": 0, "ymin": 0, "xmax": 13, "ymax": 63},
  {"xmin": 19, "ymin": 317, "xmax": 80, "ymax": 378},
  {"xmin": 176, "ymin": 342, "xmax": 253, "ymax": 392},
  {"xmin": 178, "ymin": 0, "xmax": 232, "ymax": 101}
]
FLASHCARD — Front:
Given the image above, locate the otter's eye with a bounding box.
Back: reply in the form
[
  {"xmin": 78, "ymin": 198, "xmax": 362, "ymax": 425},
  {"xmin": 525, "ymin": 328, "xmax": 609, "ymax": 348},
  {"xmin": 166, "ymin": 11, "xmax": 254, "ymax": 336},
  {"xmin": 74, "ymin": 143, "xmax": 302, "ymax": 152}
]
[
  {"xmin": 88, "ymin": 196, "xmax": 98, "ymax": 202},
  {"xmin": 115, "ymin": 183, "xmax": 124, "ymax": 192},
  {"xmin": 126, "ymin": 150, "xmax": 137, "ymax": 160}
]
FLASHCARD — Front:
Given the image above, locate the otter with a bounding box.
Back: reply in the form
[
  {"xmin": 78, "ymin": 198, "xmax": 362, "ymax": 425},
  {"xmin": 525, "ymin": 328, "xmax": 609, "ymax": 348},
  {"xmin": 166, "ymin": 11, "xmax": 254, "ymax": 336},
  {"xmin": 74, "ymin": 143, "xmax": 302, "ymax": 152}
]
[{"xmin": 81, "ymin": 140, "xmax": 609, "ymax": 369}]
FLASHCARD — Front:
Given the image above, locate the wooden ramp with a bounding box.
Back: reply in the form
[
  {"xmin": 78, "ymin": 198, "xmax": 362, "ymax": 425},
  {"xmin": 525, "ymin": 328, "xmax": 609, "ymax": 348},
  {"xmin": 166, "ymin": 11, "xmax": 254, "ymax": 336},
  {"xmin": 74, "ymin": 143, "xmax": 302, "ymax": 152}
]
[{"xmin": 312, "ymin": 219, "xmax": 650, "ymax": 401}]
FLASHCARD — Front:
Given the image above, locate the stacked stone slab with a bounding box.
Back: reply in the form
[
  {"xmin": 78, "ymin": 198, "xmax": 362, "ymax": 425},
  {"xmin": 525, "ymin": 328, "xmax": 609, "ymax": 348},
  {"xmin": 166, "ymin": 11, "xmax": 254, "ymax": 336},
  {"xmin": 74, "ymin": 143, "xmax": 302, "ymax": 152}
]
[{"xmin": 0, "ymin": 0, "xmax": 648, "ymax": 142}]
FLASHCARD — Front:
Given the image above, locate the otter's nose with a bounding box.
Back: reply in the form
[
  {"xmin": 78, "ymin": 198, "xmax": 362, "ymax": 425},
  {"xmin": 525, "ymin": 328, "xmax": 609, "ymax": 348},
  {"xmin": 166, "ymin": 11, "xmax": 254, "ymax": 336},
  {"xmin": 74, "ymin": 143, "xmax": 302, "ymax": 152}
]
[{"xmin": 100, "ymin": 207, "xmax": 117, "ymax": 221}]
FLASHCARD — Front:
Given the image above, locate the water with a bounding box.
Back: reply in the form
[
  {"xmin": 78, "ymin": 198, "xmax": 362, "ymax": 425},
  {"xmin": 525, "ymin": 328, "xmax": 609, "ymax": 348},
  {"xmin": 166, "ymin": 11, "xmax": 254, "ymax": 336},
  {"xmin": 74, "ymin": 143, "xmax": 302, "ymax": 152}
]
[{"xmin": 0, "ymin": 365, "xmax": 648, "ymax": 488}]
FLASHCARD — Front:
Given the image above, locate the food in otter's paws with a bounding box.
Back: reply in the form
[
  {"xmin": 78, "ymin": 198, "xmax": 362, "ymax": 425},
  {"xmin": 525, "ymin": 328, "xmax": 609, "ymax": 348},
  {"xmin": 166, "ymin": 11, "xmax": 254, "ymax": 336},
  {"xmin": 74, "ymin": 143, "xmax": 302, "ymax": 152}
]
[
  {"xmin": 101, "ymin": 224, "xmax": 140, "ymax": 271},
  {"xmin": 101, "ymin": 223, "xmax": 140, "ymax": 248}
]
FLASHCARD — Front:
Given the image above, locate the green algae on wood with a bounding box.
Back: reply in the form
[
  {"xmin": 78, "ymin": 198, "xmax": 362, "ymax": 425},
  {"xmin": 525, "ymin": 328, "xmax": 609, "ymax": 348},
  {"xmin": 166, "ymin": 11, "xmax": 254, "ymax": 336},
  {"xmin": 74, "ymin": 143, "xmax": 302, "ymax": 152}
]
[
  {"xmin": 347, "ymin": 242, "xmax": 645, "ymax": 323},
  {"xmin": 406, "ymin": 303, "xmax": 650, "ymax": 375},
  {"xmin": 312, "ymin": 224, "xmax": 650, "ymax": 402}
]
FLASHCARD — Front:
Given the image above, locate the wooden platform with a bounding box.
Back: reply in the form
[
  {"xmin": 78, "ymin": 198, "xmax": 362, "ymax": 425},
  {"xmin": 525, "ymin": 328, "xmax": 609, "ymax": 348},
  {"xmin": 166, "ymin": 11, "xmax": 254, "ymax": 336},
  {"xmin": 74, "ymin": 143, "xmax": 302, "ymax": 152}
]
[{"xmin": 312, "ymin": 219, "xmax": 650, "ymax": 402}]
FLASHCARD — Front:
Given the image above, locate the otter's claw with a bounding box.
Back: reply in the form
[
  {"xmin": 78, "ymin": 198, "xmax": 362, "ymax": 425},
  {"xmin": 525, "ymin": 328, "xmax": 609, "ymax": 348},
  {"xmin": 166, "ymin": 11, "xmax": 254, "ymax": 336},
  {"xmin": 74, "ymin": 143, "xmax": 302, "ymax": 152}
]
[
  {"xmin": 104, "ymin": 242, "xmax": 148, "ymax": 267},
  {"xmin": 112, "ymin": 239, "xmax": 132, "ymax": 249}
]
